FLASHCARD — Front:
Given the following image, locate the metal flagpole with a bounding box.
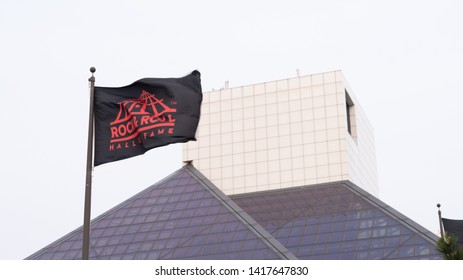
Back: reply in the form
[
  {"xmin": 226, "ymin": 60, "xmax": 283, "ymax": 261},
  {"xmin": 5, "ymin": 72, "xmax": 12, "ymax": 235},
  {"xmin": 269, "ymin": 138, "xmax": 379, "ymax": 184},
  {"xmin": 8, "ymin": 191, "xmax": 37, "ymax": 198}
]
[
  {"xmin": 437, "ymin": 203, "xmax": 444, "ymax": 238},
  {"xmin": 82, "ymin": 67, "xmax": 96, "ymax": 260}
]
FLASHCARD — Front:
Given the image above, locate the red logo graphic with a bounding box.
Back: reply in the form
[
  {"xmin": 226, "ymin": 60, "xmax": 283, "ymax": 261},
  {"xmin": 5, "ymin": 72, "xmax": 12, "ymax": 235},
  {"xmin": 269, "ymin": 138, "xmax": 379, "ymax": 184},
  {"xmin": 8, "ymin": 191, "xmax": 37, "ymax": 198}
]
[{"xmin": 108, "ymin": 90, "xmax": 177, "ymax": 150}]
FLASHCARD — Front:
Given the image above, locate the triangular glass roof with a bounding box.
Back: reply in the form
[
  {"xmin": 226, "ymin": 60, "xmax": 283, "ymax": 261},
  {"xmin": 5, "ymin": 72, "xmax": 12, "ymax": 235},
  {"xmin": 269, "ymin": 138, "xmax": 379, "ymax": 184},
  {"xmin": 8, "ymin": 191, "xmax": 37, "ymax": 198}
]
[
  {"xmin": 27, "ymin": 165, "xmax": 294, "ymax": 260},
  {"xmin": 27, "ymin": 166, "xmax": 441, "ymax": 260},
  {"xmin": 231, "ymin": 181, "xmax": 442, "ymax": 260}
]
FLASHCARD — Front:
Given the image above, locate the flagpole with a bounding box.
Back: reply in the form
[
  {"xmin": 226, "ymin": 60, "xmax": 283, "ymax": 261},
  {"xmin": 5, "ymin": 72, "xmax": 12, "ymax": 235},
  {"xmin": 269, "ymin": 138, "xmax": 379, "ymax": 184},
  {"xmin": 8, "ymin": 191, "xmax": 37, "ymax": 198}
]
[
  {"xmin": 437, "ymin": 203, "xmax": 444, "ymax": 238},
  {"xmin": 82, "ymin": 67, "xmax": 96, "ymax": 260}
]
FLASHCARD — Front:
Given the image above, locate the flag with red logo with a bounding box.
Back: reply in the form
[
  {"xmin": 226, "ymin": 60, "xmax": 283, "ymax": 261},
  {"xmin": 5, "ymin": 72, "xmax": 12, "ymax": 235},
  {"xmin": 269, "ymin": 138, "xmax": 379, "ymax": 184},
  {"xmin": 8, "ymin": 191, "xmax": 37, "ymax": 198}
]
[{"xmin": 94, "ymin": 70, "xmax": 202, "ymax": 166}]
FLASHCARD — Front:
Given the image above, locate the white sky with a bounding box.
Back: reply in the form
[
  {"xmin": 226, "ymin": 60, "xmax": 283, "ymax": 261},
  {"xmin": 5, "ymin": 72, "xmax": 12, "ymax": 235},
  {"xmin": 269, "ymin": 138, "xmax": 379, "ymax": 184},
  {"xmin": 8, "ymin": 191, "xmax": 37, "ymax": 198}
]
[{"xmin": 0, "ymin": 0, "xmax": 462, "ymax": 260}]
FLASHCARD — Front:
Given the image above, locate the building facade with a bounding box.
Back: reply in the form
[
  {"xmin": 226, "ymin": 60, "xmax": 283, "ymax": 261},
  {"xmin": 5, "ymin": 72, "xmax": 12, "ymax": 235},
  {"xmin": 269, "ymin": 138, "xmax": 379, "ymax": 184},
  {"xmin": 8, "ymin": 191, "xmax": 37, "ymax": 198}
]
[{"xmin": 183, "ymin": 70, "xmax": 378, "ymax": 196}]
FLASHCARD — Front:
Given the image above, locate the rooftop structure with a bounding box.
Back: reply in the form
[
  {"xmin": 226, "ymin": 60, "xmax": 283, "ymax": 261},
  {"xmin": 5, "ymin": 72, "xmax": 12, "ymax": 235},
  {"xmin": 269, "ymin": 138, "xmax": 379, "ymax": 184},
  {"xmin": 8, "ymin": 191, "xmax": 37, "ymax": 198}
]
[{"xmin": 183, "ymin": 70, "xmax": 378, "ymax": 196}]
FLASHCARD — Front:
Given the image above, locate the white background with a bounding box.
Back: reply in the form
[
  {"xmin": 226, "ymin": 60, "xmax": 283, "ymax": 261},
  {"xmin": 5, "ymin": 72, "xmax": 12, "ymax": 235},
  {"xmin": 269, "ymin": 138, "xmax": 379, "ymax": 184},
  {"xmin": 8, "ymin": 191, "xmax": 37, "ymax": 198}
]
[{"xmin": 0, "ymin": 0, "xmax": 462, "ymax": 259}]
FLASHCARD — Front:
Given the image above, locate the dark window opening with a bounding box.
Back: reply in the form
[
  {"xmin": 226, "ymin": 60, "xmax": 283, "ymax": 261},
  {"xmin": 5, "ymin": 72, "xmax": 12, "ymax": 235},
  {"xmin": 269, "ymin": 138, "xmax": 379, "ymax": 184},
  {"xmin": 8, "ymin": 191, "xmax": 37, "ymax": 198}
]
[{"xmin": 345, "ymin": 90, "xmax": 356, "ymax": 139}]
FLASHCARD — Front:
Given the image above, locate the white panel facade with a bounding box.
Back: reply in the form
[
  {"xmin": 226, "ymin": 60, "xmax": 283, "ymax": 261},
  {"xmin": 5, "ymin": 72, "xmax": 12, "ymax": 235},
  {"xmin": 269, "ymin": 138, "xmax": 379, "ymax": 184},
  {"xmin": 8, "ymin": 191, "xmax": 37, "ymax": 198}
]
[{"xmin": 183, "ymin": 70, "xmax": 378, "ymax": 196}]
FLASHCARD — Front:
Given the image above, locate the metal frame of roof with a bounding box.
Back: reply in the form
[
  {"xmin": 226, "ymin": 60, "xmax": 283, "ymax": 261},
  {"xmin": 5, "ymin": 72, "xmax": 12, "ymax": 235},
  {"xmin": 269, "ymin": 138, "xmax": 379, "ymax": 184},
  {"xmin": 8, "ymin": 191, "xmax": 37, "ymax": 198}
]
[
  {"xmin": 27, "ymin": 165, "xmax": 296, "ymax": 260},
  {"xmin": 231, "ymin": 180, "xmax": 441, "ymax": 260},
  {"xmin": 27, "ymin": 165, "xmax": 441, "ymax": 260}
]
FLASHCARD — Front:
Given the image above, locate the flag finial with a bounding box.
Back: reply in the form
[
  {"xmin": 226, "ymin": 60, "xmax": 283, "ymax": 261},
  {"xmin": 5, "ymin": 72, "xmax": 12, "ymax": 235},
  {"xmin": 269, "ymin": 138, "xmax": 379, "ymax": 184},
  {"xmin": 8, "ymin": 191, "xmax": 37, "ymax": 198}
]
[{"xmin": 89, "ymin": 67, "xmax": 96, "ymax": 82}]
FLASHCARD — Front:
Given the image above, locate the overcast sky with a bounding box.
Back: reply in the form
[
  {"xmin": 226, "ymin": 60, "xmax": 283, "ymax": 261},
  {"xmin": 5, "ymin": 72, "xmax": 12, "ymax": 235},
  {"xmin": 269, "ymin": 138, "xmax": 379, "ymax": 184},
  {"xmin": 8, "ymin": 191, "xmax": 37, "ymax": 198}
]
[{"xmin": 1, "ymin": 0, "xmax": 462, "ymax": 260}]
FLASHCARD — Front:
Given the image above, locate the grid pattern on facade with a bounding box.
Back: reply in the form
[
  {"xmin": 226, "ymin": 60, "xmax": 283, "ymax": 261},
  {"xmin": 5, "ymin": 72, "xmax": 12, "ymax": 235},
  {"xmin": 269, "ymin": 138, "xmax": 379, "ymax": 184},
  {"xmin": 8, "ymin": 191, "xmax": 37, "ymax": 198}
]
[
  {"xmin": 184, "ymin": 71, "xmax": 350, "ymax": 194},
  {"xmin": 27, "ymin": 168, "xmax": 287, "ymax": 260},
  {"xmin": 231, "ymin": 182, "xmax": 442, "ymax": 260},
  {"xmin": 184, "ymin": 70, "xmax": 378, "ymax": 196}
]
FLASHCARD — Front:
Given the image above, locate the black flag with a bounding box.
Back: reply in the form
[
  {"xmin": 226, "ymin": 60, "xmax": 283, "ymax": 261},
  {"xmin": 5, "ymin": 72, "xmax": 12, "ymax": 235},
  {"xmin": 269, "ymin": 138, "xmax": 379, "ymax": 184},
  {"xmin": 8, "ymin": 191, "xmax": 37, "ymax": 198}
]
[
  {"xmin": 94, "ymin": 70, "xmax": 202, "ymax": 166},
  {"xmin": 442, "ymin": 218, "xmax": 463, "ymax": 245}
]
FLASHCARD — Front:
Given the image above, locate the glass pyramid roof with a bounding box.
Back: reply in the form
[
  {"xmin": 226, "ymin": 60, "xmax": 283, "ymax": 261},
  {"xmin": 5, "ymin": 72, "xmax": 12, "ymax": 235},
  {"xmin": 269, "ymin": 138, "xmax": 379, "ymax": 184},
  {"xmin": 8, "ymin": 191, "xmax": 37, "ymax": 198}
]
[
  {"xmin": 27, "ymin": 165, "xmax": 441, "ymax": 260},
  {"xmin": 231, "ymin": 181, "xmax": 442, "ymax": 260},
  {"xmin": 27, "ymin": 165, "xmax": 294, "ymax": 260}
]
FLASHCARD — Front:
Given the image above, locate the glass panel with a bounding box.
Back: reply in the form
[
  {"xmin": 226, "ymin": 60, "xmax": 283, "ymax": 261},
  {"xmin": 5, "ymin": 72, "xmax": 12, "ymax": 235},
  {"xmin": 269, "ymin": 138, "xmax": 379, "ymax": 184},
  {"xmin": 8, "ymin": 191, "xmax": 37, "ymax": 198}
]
[{"xmin": 233, "ymin": 183, "xmax": 440, "ymax": 260}]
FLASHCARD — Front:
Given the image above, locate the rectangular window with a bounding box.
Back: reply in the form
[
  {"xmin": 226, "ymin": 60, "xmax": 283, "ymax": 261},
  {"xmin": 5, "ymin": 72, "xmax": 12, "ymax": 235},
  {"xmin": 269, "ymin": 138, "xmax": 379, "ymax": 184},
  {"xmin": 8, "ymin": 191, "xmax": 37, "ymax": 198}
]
[{"xmin": 345, "ymin": 90, "xmax": 356, "ymax": 140}]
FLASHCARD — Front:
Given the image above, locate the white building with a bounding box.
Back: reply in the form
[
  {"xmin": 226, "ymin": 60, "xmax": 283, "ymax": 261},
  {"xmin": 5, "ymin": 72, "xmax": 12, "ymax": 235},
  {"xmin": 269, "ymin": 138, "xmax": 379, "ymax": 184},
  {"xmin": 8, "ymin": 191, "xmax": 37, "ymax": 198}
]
[{"xmin": 183, "ymin": 70, "xmax": 378, "ymax": 196}]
